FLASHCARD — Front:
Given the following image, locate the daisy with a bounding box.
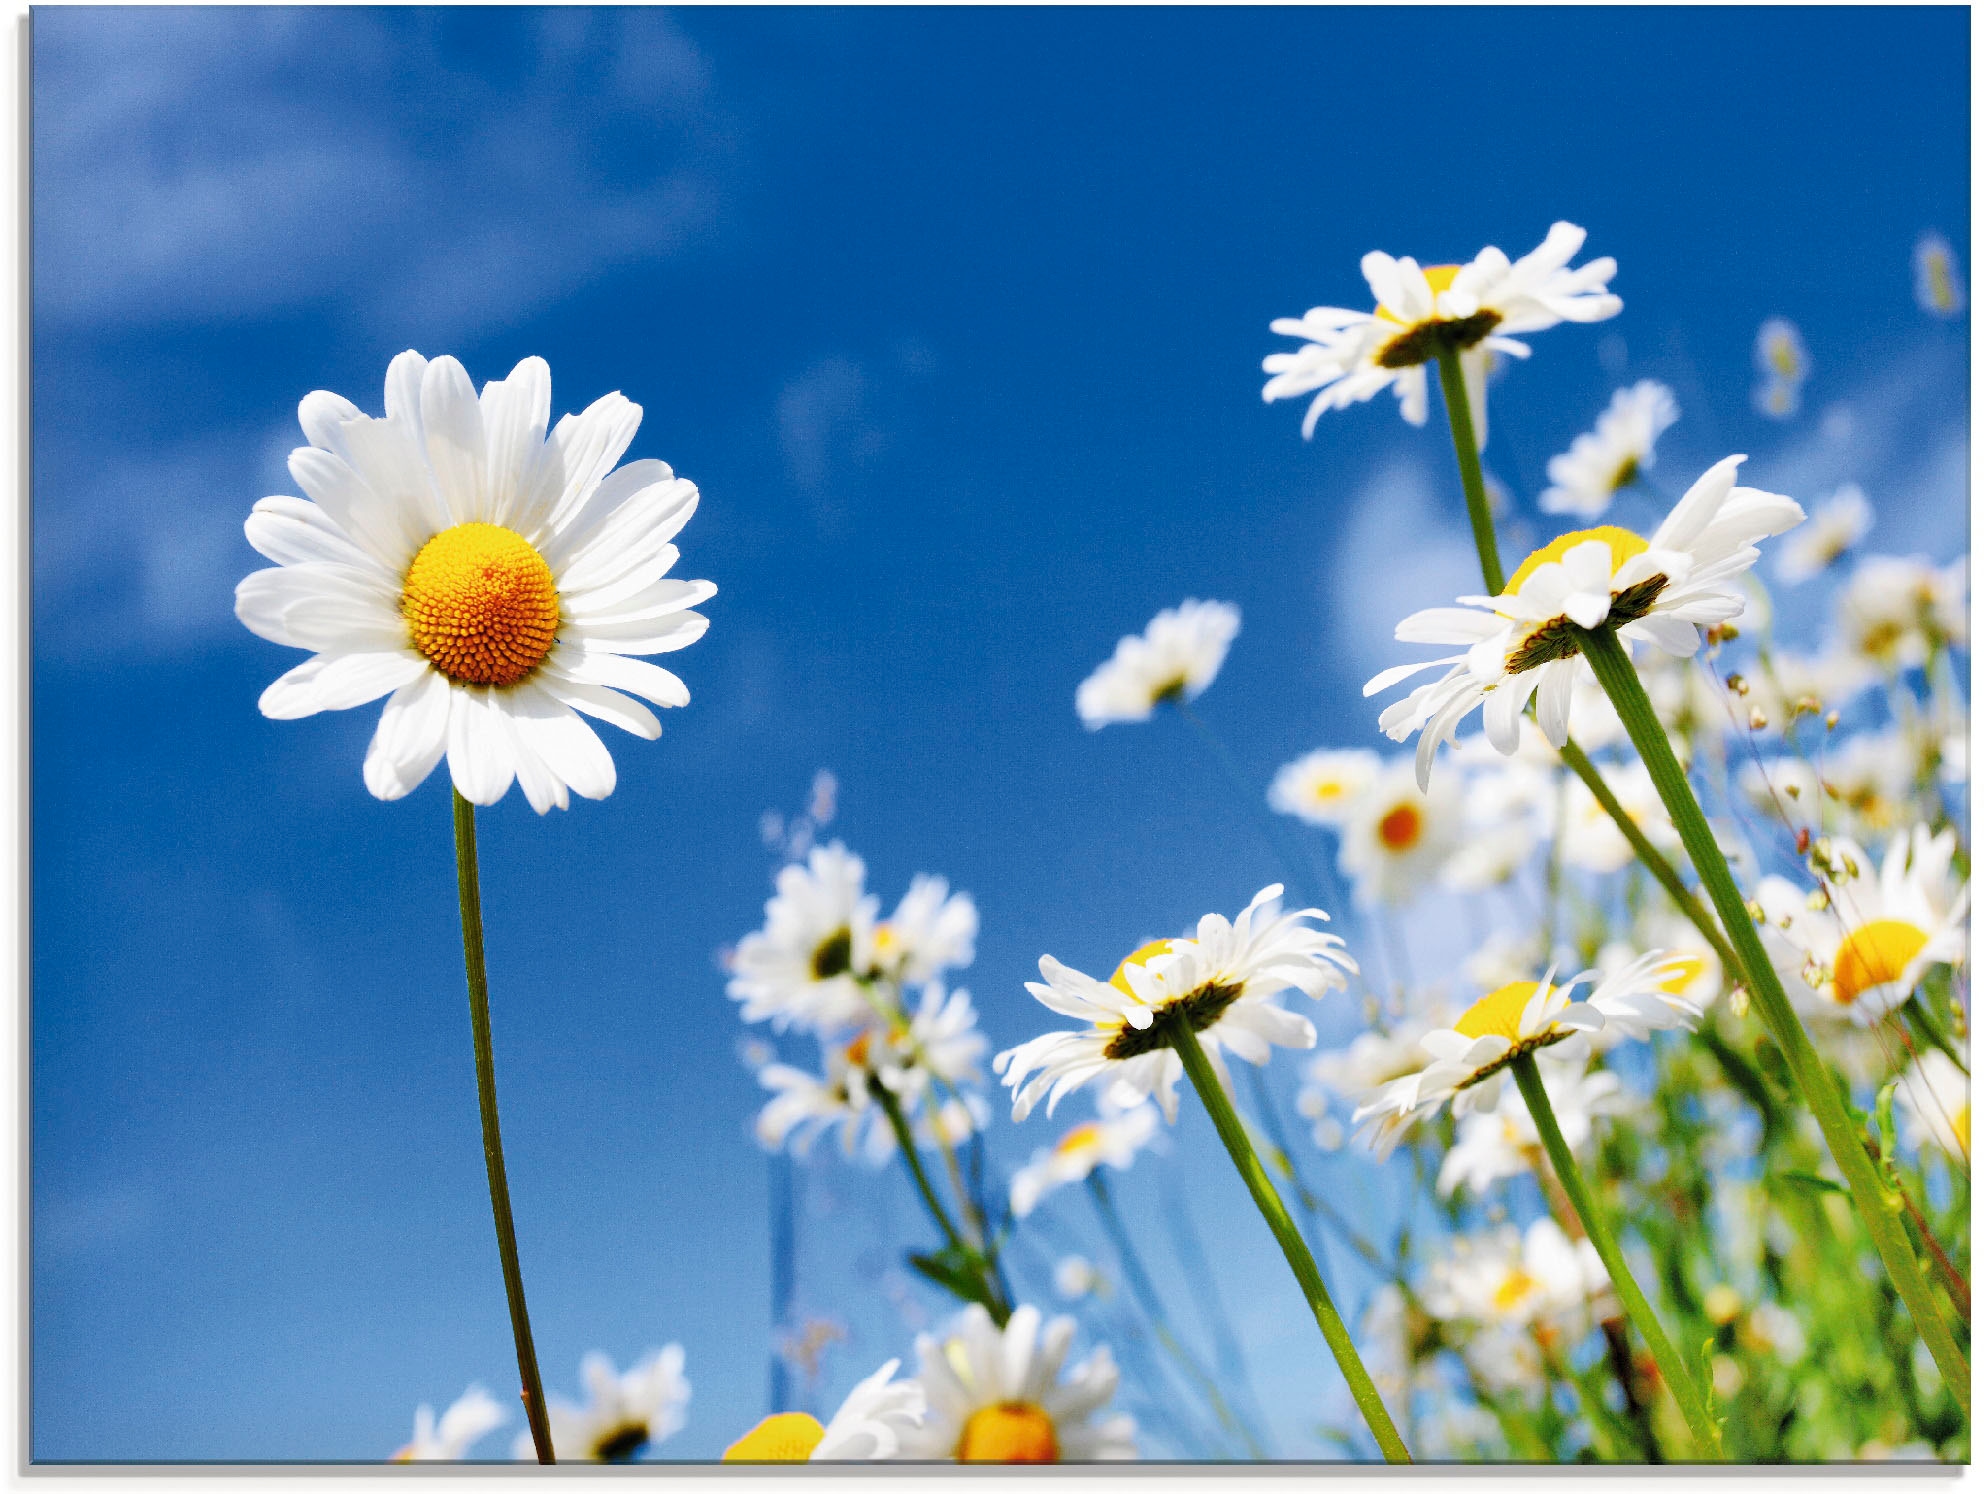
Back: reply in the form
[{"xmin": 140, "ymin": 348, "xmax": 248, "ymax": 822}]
[
  {"xmin": 996, "ymin": 886, "xmax": 1357, "ymax": 1122},
  {"xmin": 1836, "ymin": 554, "xmax": 1968, "ymax": 671},
  {"xmin": 1913, "ymin": 233, "xmax": 1967, "ymax": 318},
  {"xmin": 1054, "ymin": 1255, "xmax": 1106, "ymax": 1300},
  {"xmin": 1754, "ymin": 824, "xmax": 1968, "ymax": 1023},
  {"xmin": 1075, "ymin": 600, "xmax": 1241, "ymax": 728},
  {"xmin": 392, "ymin": 1384, "xmax": 507, "ymax": 1462},
  {"xmin": 873, "ymin": 876, "xmax": 979, "ymax": 985},
  {"xmin": 1775, "ymin": 484, "xmax": 1872, "ymax": 583},
  {"xmin": 1539, "ymin": 381, "xmax": 1680, "ymax": 518},
  {"xmin": 728, "ymin": 842, "xmax": 879, "ymax": 1033},
  {"xmin": 751, "ymin": 1040, "xmax": 889, "ymax": 1163},
  {"xmin": 1365, "ymin": 454, "xmax": 1804, "ymax": 787},
  {"xmin": 1559, "ymin": 759, "xmax": 1678, "ymax": 875},
  {"xmin": 1262, "ymin": 221, "xmax": 1621, "ymax": 445},
  {"xmin": 1268, "ymin": 747, "xmax": 1381, "ymax": 828},
  {"xmin": 899, "ymin": 1304, "xmax": 1136, "ymax": 1462},
  {"xmin": 1442, "ymin": 738, "xmax": 1556, "ymax": 891},
  {"xmin": 722, "ymin": 1358, "xmax": 926, "ymax": 1462},
  {"xmin": 1424, "ymin": 1220, "xmax": 1614, "ymax": 1354},
  {"xmin": 525, "ymin": 1346, "xmax": 689, "ymax": 1462},
  {"xmin": 1008, "ymin": 1100, "xmax": 1162, "ymax": 1218},
  {"xmin": 235, "ymin": 353, "xmax": 713, "ymax": 813},
  {"xmin": 1436, "ymin": 1067, "xmax": 1628, "ymax": 1199},
  {"xmin": 1894, "ymin": 1049, "xmax": 1969, "ymax": 1162},
  {"xmin": 1751, "ymin": 318, "xmax": 1808, "ymax": 419},
  {"xmin": 1336, "ymin": 758, "xmax": 1464, "ymax": 905},
  {"xmin": 1352, "ymin": 952, "xmax": 1701, "ymax": 1155}
]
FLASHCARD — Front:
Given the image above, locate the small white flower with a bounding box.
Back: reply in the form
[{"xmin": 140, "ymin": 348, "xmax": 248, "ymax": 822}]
[
  {"xmin": 1914, "ymin": 233, "xmax": 1966, "ymax": 317},
  {"xmin": 1752, "ymin": 318, "xmax": 1809, "ymax": 419},
  {"xmin": 1775, "ymin": 484, "xmax": 1872, "ymax": 583},
  {"xmin": 1268, "ymin": 748, "xmax": 1381, "ymax": 827},
  {"xmin": 1895, "ymin": 1050, "xmax": 1969, "ymax": 1163},
  {"xmin": 1424, "ymin": 1220, "xmax": 1614, "ymax": 1347},
  {"xmin": 525, "ymin": 1346, "xmax": 690, "ymax": 1462},
  {"xmin": 728, "ymin": 842, "xmax": 879, "ymax": 1033},
  {"xmin": 874, "ymin": 876, "xmax": 979, "ymax": 985},
  {"xmin": 1559, "ymin": 759, "xmax": 1678, "ymax": 875},
  {"xmin": 1337, "ymin": 758, "xmax": 1464, "ymax": 905},
  {"xmin": 1008, "ymin": 1102, "xmax": 1162, "ymax": 1218},
  {"xmin": 752, "ymin": 1040, "xmax": 888, "ymax": 1163},
  {"xmin": 1075, "ymin": 600, "xmax": 1241, "ymax": 728},
  {"xmin": 1263, "ymin": 222, "xmax": 1621, "ymax": 446},
  {"xmin": 1437, "ymin": 1068, "xmax": 1628, "ymax": 1199},
  {"xmin": 1539, "ymin": 381, "xmax": 1679, "ymax": 517},
  {"xmin": 1836, "ymin": 554, "xmax": 1968, "ymax": 671},
  {"xmin": 393, "ymin": 1385, "xmax": 508, "ymax": 1462},
  {"xmin": 1054, "ymin": 1255, "xmax": 1106, "ymax": 1300},
  {"xmin": 722, "ymin": 1358, "xmax": 926, "ymax": 1462}
]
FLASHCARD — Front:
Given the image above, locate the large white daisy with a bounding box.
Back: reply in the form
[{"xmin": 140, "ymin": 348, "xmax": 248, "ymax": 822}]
[
  {"xmin": 995, "ymin": 885, "xmax": 1357, "ymax": 1122},
  {"xmin": 1075, "ymin": 599, "xmax": 1241, "ymax": 728},
  {"xmin": 1365, "ymin": 454, "xmax": 1804, "ymax": 786},
  {"xmin": 1538, "ymin": 380, "xmax": 1679, "ymax": 517},
  {"xmin": 235, "ymin": 352, "xmax": 714, "ymax": 813},
  {"xmin": 1262, "ymin": 221, "xmax": 1621, "ymax": 445}
]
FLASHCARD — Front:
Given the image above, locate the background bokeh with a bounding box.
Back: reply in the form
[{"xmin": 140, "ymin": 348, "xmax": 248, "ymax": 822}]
[{"xmin": 31, "ymin": 5, "xmax": 1967, "ymax": 1460}]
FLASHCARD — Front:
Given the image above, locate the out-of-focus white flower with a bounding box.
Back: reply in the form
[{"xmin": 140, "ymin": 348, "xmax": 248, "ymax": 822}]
[
  {"xmin": 1359, "ymin": 1283, "xmax": 1443, "ymax": 1402},
  {"xmin": 1752, "ymin": 318, "xmax": 1809, "ymax": 419},
  {"xmin": 1560, "ymin": 759, "xmax": 1679, "ymax": 875},
  {"xmin": 1424, "ymin": 1220, "xmax": 1614, "ymax": 1342},
  {"xmin": 900, "ymin": 1305, "xmax": 1137, "ymax": 1461},
  {"xmin": 1539, "ymin": 381, "xmax": 1680, "ymax": 517},
  {"xmin": 729, "ymin": 842, "xmax": 879, "ymax": 1033},
  {"xmin": 1076, "ymin": 600, "xmax": 1240, "ymax": 728},
  {"xmin": 1756, "ymin": 825, "xmax": 1968, "ymax": 1024},
  {"xmin": 1776, "ymin": 484, "xmax": 1873, "ymax": 583},
  {"xmin": 1367, "ymin": 456, "xmax": 1804, "ymax": 786},
  {"xmin": 1619, "ymin": 915, "xmax": 1726, "ymax": 1013},
  {"xmin": 874, "ymin": 877, "xmax": 979, "ymax": 986},
  {"xmin": 880, "ymin": 983, "xmax": 991, "ymax": 1101},
  {"xmin": 1441, "ymin": 737, "xmax": 1556, "ymax": 890},
  {"xmin": 1741, "ymin": 731, "xmax": 1917, "ymax": 842},
  {"xmin": 1269, "ymin": 748, "xmax": 1382, "ymax": 827},
  {"xmin": 1436, "ymin": 1067, "xmax": 1628, "ymax": 1198},
  {"xmin": 1914, "ymin": 233, "xmax": 1967, "ymax": 317},
  {"xmin": 1894, "ymin": 1049, "xmax": 1969, "ymax": 1162},
  {"xmin": 1009, "ymin": 1102, "xmax": 1162, "ymax": 1217},
  {"xmin": 1338, "ymin": 759, "xmax": 1464, "ymax": 904},
  {"xmin": 998, "ymin": 887, "xmax": 1356, "ymax": 1122},
  {"xmin": 525, "ymin": 1346, "xmax": 690, "ymax": 1462},
  {"xmin": 393, "ymin": 1385, "xmax": 508, "ymax": 1462},
  {"xmin": 753, "ymin": 1038, "xmax": 888, "ymax": 1163},
  {"xmin": 1836, "ymin": 555, "xmax": 1968, "ymax": 671},
  {"xmin": 1054, "ymin": 1255, "xmax": 1107, "ymax": 1300},
  {"xmin": 723, "ymin": 1358, "xmax": 927, "ymax": 1462},
  {"xmin": 1262, "ymin": 222, "xmax": 1621, "ymax": 446},
  {"xmin": 1297, "ymin": 1024, "xmax": 1436, "ymax": 1145}
]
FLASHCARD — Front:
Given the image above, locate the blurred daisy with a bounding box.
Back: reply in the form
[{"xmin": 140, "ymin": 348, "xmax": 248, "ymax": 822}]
[
  {"xmin": 1437, "ymin": 1068, "xmax": 1628, "ymax": 1199},
  {"xmin": 1755, "ymin": 825, "xmax": 1968, "ymax": 1024},
  {"xmin": 996, "ymin": 886, "xmax": 1356, "ymax": 1122},
  {"xmin": 899, "ymin": 1304, "xmax": 1136, "ymax": 1461},
  {"xmin": 1752, "ymin": 318, "xmax": 1809, "ymax": 419},
  {"xmin": 752, "ymin": 1039, "xmax": 888, "ymax": 1163},
  {"xmin": 1775, "ymin": 484, "xmax": 1872, "ymax": 583},
  {"xmin": 1268, "ymin": 747, "xmax": 1381, "ymax": 827},
  {"xmin": 1076, "ymin": 600, "xmax": 1240, "ymax": 728},
  {"xmin": 1263, "ymin": 221, "xmax": 1621, "ymax": 445},
  {"xmin": 1054, "ymin": 1255, "xmax": 1107, "ymax": 1300},
  {"xmin": 722, "ymin": 1358, "xmax": 925, "ymax": 1462},
  {"xmin": 1560, "ymin": 759, "xmax": 1678, "ymax": 875},
  {"xmin": 1337, "ymin": 758, "xmax": 1464, "ymax": 905},
  {"xmin": 728, "ymin": 842, "xmax": 879, "ymax": 1033},
  {"xmin": 236, "ymin": 352, "xmax": 714, "ymax": 813},
  {"xmin": 873, "ymin": 876, "xmax": 979, "ymax": 985},
  {"xmin": 1425, "ymin": 1220, "xmax": 1613, "ymax": 1349},
  {"xmin": 1837, "ymin": 554, "xmax": 1968, "ymax": 671},
  {"xmin": 1895, "ymin": 1049, "xmax": 1969, "ymax": 1162},
  {"xmin": 1352, "ymin": 952, "xmax": 1701, "ymax": 1155},
  {"xmin": 1366, "ymin": 455, "xmax": 1803, "ymax": 786},
  {"xmin": 1008, "ymin": 1101, "xmax": 1161, "ymax": 1218},
  {"xmin": 393, "ymin": 1385, "xmax": 507, "ymax": 1462},
  {"xmin": 1442, "ymin": 740, "xmax": 1556, "ymax": 891},
  {"xmin": 1539, "ymin": 381, "xmax": 1679, "ymax": 517},
  {"xmin": 877, "ymin": 982, "xmax": 991, "ymax": 1100},
  {"xmin": 527, "ymin": 1346, "xmax": 689, "ymax": 1462},
  {"xmin": 1913, "ymin": 233, "xmax": 1966, "ymax": 317}
]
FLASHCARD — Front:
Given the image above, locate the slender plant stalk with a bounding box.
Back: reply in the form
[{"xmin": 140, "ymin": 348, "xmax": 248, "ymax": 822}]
[
  {"xmin": 1511, "ymin": 1054, "xmax": 1721, "ymax": 1459},
  {"xmin": 1164, "ymin": 1016, "xmax": 1412, "ymax": 1462},
  {"xmin": 1433, "ymin": 348, "xmax": 1503, "ymax": 592},
  {"xmin": 868, "ymin": 1077, "xmax": 1011, "ymax": 1325},
  {"xmin": 451, "ymin": 791, "xmax": 555, "ymax": 1464},
  {"xmin": 1575, "ymin": 625, "xmax": 1971, "ymax": 1411}
]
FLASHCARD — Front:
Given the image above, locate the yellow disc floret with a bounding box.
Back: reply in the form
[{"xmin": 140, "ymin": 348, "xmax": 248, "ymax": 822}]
[
  {"xmin": 401, "ymin": 522, "xmax": 560, "ymax": 687},
  {"xmin": 1374, "ymin": 264, "xmax": 1462, "ymax": 325},
  {"xmin": 1504, "ymin": 525, "xmax": 1650, "ymax": 596},
  {"xmin": 1054, "ymin": 1121, "xmax": 1104, "ymax": 1158},
  {"xmin": 1455, "ymin": 981, "xmax": 1542, "ymax": 1043},
  {"xmin": 723, "ymin": 1412, "xmax": 826, "ymax": 1462},
  {"xmin": 1109, "ymin": 939, "xmax": 1178, "ymax": 999},
  {"xmin": 1830, "ymin": 919, "xmax": 1931, "ymax": 1008},
  {"xmin": 956, "ymin": 1401, "xmax": 1061, "ymax": 1463}
]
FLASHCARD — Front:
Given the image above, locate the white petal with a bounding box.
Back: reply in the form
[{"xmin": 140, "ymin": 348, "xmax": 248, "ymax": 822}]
[
  {"xmin": 537, "ymin": 392, "xmax": 644, "ymax": 542},
  {"xmin": 508, "ymin": 684, "xmax": 617, "ymax": 801},
  {"xmin": 259, "ymin": 649, "xmax": 426, "ymax": 719},
  {"xmin": 479, "ymin": 356, "xmax": 552, "ymax": 532},
  {"xmin": 244, "ymin": 495, "xmax": 379, "ymax": 572},
  {"xmin": 569, "ymin": 610, "xmax": 711, "ymax": 656},
  {"xmin": 421, "ymin": 356, "xmax": 490, "ymax": 526},
  {"xmin": 552, "ymin": 650, "xmax": 690, "ymax": 708},
  {"xmin": 537, "ymin": 674, "xmax": 663, "ymax": 740},
  {"xmin": 447, "ymin": 689, "xmax": 516, "ymax": 805},
  {"xmin": 363, "ymin": 670, "xmax": 452, "ymax": 800}
]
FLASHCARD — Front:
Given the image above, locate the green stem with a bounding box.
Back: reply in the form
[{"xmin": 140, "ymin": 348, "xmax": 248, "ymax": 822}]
[
  {"xmin": 1576, "ymin": 625, "xmax": 1971, "ymax": 1413},
  {"xmin": 868, "ymin": 1077, "xmax": 1010, "ymax": 1325},
  {"xmin": 1433, "ymin": 347, "xmax": 1502, "ymax": 592},
  {"xmin": 1511, "ymin": 1054, "xmax": 1721, "ymax": 1459},
  {"xmin": 452, "ymin": 792, "xmax": 555, "ymax": 1464},
  {"xmin": 1164, "ymin": 1017, "xmax": 1411, "ymax": 1462}
]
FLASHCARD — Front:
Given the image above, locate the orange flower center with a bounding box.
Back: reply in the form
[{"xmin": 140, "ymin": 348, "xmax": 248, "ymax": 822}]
[
  {"xmin": 956, "ymin": 1402, "xmax": 1060, "ymax": 1463},
  {"xmin": 723, "ymin": 1412, "xmax": 826, "ymax": 1462},
  {"xmin": 1831, "ymin": 919, "xmax": 1930, "ymax": 1007},
  {"xmin": 1377, "ymin": 802, "xmax": 1423, "ymax": 851},
  {"xmin": 400, "ymin": 522, "xmax": 559, "ymax": 686}
]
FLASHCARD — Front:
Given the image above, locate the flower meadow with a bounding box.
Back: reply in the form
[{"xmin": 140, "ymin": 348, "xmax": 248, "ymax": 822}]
[{"xmin": 227, "ymin": 219, "xmax": 1971, "ymax": 1468}]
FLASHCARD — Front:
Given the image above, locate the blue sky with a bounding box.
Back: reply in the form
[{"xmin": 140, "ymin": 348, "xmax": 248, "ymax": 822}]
[{"xmin": 31, "ymin": 5, "xmax": 1968, "ymax": 1462}]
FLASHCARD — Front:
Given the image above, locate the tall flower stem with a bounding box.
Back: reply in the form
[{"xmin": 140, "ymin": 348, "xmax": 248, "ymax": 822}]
[
  {"xmin": 1164, "ymin": 1016, "xmax": 1412, "ymax": 1463},
  {"xmin": 868, "ymin": 1076, "xmax": 1011, "ymax": 1325},
  {"xmin": 1576, "ymin": 625, "xmax": 1971, "ymax": 1412},
  {"xmin": 1432, "ymin": 347, "xmax": 1502, "ymax": 592},
  {"xmin": 451, "ymin": 791, "xmax": 555, "ymax": 1465},
  {"xmin": 1510, "ymin": 1053, "xmax": 1720, "ymax": 1460}
]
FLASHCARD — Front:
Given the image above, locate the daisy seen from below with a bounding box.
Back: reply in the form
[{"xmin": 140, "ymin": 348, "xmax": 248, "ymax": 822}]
[
  {"xmin": 393, "ymin": 1385, "xmax": 507, "ymax": 1462},
  {"xmin": 235, "ymin": 351, "xmax": 714, "ymax": 813},
  {"xmin": 1539, "ymin": 380, "xmax": 1679, "ymax": 517},
  {"xmin": 1754, "ymin": 825, "xmax": 1968, "ymax": 1024},
  {"xmin": 898, "ymin": 1304, "xmax": 1136, "ymax": 1462},
  {"xmin": 722, "ymin": 1358, "xmax": 926, "ymax": 1461},
  {"xmin": 525, "ymin": 1345, "xmax": 690, "ymax": 1462},
  {"xmin": 1261, "ymin": 221, "xmax": 1621, "ymax": 444},
  {"xmin": 727, "ymin": 841, "xmax": 880, "ymax": 1033},
  {"xmin": 995, "ymin": 884, "xmax": 1357, "ymax": 1123},
  {"xmin": 1008, "ymin": 1099, "xmax": 1162, "ymax": 1218},
  {"xmin": 1365, "ymin": 454, "xmax": 1804, "ymax": 786},
  {"xmin": 1268, "ymin": 747, "xmax": 1380, "ymax": 827},
  {"xmin": 1075, "ymin": 599, "xmax": 1240, "ymax": 728}
]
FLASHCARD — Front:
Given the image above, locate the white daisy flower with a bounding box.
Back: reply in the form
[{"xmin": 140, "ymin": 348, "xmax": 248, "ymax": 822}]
[
  {"xmin": 1914, "ymin": 233, "xmax": 1967, "ymax": 318},
  {"xmin": 1775, "ymin": 484, "xmax": 1872, "ymax": 583},
  {"xmin": 1436, "ymin": 1068, "xmax": 1628, "ymax": 1199},
  {"xmin": 1352, "ymin": 952, "xmax": 1701, "ymax": 1155},
  {"xmin": 235, "ymin": 353, "xmax": 713, "ymax": 813},
  {"xmin": 1755, "ymin": 825, "xmax": 1968, "ymax": 1023},
  {"xmin": 1424, "ymin": 1220, "xmax": 1614, "ymax": 1350},
  {"xmin": 1366, "ymin": 455, "xmax": 1804, "ymax": 786},
  {"xmin": 873, "ymin": 876, "xmax": 979, "ymax": 985},
  {"xmin": 1268, "ymin": 747, "xmax": 1381, "ymax": 827},
  {"xmin": 752, "ymin": 1040, "xmax": 889, "ymax": 1163},
  {"xmin": 1442, "ymin": 738, "xmax": 1557, "ymax": 891},
  {"xmin": 1836, "ymin": 554, "xmax": 1968, "ymax": 671},
  {"xmin": 1895, "ymin": 1049, "xmax": 1969, "ymax": 1162},
  {"xmin": 1263, "ymin": 221, "xmax": 1621, "ymax": 445},
  {"xmin": 899, "ymin": 1304, "xmax": 1136, "ymax": 1462},
  {"xmin": 392, "ymin": 1384, "xmax": 508, "ymax": 1462},
  {"xmin": 1742, "ymin": 730, "xmax": 1918, "ymax": 842},
  {"xmin": 1560, "ymin": 759, "xmax": 1678, "ymax": 875},
  {"xmin": 525, "ymin": 1346, "xmax": 689, "ymax": 1462},
  {"xmin": 1539, "ymin": 381, "xmax": 1680, "ymax": 518},
  {"xmin": 1075, "ymin": 599, "xmax": 1240, "ymax": 728},
  {"xmin": 1008, "ymin": 1101, "xmax": 1161, "ymax": 1218},
  {"xmin": 1337, "ymin": 758, "xmax": 1464, "ymax": 906},
  {"xmin": 996, "ymin": 886, "xmax": 1357, "ymax": 1123},
  {"xmin": 728, "ymin": 842, "xmax": 880, "ymax": 1033},
  {"xmin": 1752, "ymin": 318, "xmax": 1808, "ymax": 419},
  {"xmin": 722, "ymin": 1358, "xmax": 926, "ymax": 1462}
]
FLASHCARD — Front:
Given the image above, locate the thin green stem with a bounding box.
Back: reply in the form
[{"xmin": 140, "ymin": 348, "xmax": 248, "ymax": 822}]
[
  {"xmin": 868, "ymin": 1077, "xmax": 1011, "ymax": 1325},
  {"xmin": 1511, "ymin": 1054, "xmax": 1721, "ymax": 1460},
  {"xmin": 1164, "ymin": 1017, "xmax": 1411, "ymax": 1462},
  {"xmin": 452, "ymin": 791, "xmax": 554, "ymax": 1464},
  {"xmin": 1576, "ymin": 625, "xmax": 1971, "ymax": 1413},
  {"xmin": 1433, "ymin": 348, "xmax": 1502, "ymax": 592}
]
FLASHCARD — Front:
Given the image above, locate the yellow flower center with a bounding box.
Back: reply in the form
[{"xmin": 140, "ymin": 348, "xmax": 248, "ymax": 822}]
[
  {"xmin": 1504, "ymin": 525, "xmax": 1649, "ymax": 596},
  {"xmin": 956, "ymin": 1402, "xmax": 1061, "ymax": 1463},
  {"xmin": 723, "ymin": 1412, "xmax": 826, "ymax": 1462},
  {"xmin": 1374, "ymin": 264, "xmax": 1462, "ymax": 324},
  {"xmin": 1657, "ymin": 954, "xmax": 1707, "ymax": 996},
  {"xmin": 1377, "ymin": 802, "xmax": 1423, "ymax": 852},
  {"xmin": 1831, "ymin": 919, "xmax": 1931, "ymax": 1007},
  {"xmin": 1109, "ymin": 939, "xmax": 1178, "ymax": 999},
  {"xmin": 1954, "ymin": 1103, "xmax": 1971, "ymax": 1160},
  {"xmin": 844, "ymin": 1031, "xmax": 873, "ymax": 1069},
  {"xmin": 1313, "ymin": 779, "xmax": 1347, "ymax": 803},
  {"xmin": 400, "ymin": 522, "xmax": 560, "ymax": 687},
  {"xmin": 1455, "ymin": 981, "xmax": 1542, "ymax": 1043},
  {"xmin": 1492, "ymin": 1268, "xmax": 1541, "ymax": 1314},
  {"xmin": 1054, "ymin": 1122, "xmax": 1104, "ymax": 1158}
]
